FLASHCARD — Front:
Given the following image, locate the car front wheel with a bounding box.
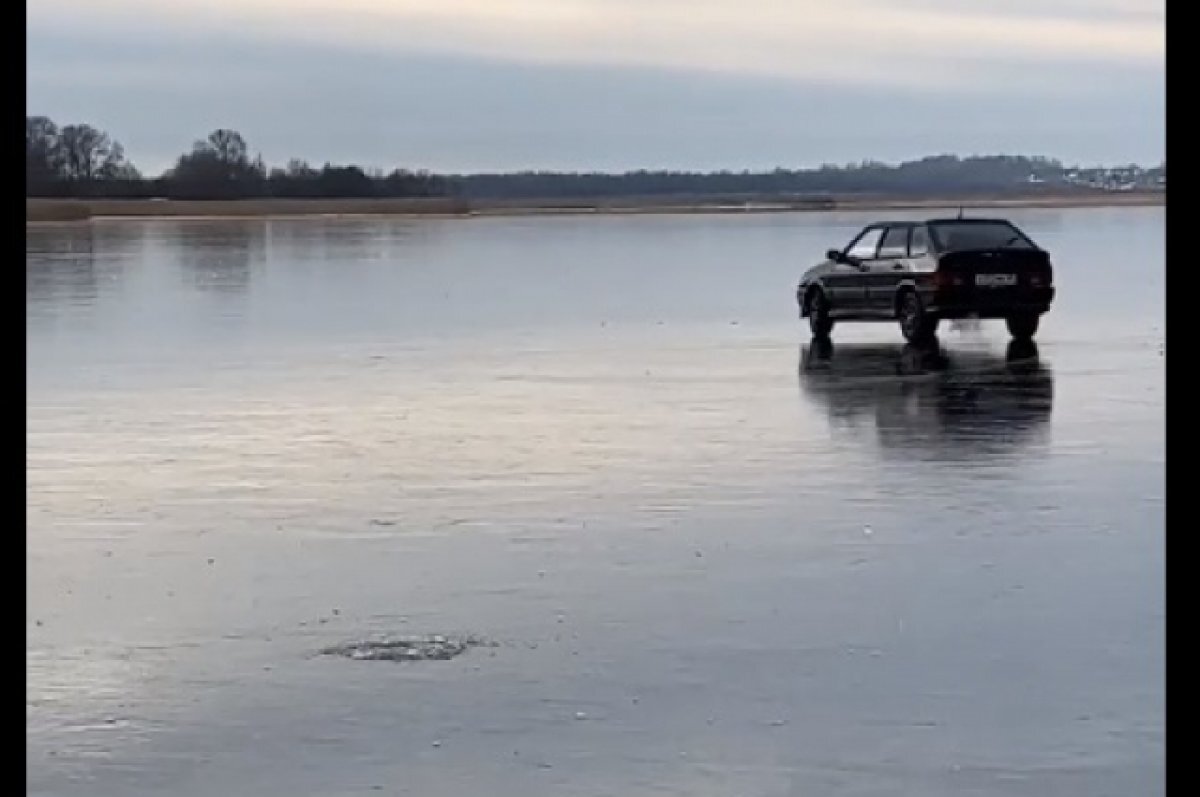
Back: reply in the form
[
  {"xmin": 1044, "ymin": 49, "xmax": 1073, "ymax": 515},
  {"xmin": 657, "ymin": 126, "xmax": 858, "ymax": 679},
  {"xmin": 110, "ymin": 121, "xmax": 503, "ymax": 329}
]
[
  {"xmin": 1006, "ymin": 314, "xmax": 1040, "ymax": 341},
  {"xmin": 808, "ymin": 290, "xmax": 834, "ymax": 339},
  {"xmin": 898, "ymin": 290, "xmax": 938, "ymax": 343}
]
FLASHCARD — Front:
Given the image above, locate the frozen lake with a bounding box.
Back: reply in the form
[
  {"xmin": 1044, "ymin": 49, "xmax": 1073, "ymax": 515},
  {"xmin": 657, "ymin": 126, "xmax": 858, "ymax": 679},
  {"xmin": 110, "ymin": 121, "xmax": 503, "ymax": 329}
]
[{"xmin": 27, "ymin": 207, "xmax": 1164, "ymax": 796}]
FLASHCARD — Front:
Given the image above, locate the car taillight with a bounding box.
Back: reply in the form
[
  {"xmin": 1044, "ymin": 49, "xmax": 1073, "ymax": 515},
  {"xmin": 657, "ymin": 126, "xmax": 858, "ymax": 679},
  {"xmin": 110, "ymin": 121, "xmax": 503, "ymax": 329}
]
[
  {"xmin": 1029, "ymin": 269, "xmax": 1052, "ymax": 288},
  {"xmin": 933, "ymin": 270, "xmax": 964, "ymax": 288}
]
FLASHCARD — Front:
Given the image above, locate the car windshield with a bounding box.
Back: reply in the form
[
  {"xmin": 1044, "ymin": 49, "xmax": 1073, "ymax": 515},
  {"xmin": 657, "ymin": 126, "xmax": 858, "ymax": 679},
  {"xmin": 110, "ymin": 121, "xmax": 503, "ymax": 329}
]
[{"xmin": 929, "ymin": 221, "xmax": 1035, "ymax": 252}]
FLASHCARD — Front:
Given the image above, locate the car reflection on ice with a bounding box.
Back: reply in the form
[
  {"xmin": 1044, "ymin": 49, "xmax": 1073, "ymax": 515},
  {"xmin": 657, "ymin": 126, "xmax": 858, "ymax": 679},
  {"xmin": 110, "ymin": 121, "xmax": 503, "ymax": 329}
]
[{"xmin": 798, "ymin": 337, "xmax": 1053, "ymax": 461}]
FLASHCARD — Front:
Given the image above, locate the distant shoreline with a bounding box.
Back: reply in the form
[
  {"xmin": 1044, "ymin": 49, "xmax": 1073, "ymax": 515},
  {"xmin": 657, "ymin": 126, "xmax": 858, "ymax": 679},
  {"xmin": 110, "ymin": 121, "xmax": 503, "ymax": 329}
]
[{"xmin": 26, "ymin": 192, "xmax": 1163, "ymax": 224}]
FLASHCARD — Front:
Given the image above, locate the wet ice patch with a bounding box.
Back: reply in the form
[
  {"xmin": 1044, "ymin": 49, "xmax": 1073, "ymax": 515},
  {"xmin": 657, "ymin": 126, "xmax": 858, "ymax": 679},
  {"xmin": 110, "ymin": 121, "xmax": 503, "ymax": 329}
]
[{"xmin": 320, "ymin": 634, "xmax": 492, "ymax": 662}]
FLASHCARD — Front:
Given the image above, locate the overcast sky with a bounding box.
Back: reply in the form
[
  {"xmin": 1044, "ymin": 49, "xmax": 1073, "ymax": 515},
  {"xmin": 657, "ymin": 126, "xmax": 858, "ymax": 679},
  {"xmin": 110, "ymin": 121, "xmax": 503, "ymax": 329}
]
[{"xmin": 27, "ymin": 0, "xmax": 1164, "ymax": 174}]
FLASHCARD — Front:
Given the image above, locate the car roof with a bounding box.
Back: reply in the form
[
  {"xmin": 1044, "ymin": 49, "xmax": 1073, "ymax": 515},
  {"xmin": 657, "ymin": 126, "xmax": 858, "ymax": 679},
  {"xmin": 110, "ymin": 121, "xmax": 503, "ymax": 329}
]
[
  {"xmin": 867, "ymin": 220, "xmax": 918, "ymax": 228},
  {"xmin": 924, "ymin": 217, "xmax": 1014, "ymax": 225},
  {"xmin": 862, "ymin": 217, "xmax": 1015, "ymax": 229}
]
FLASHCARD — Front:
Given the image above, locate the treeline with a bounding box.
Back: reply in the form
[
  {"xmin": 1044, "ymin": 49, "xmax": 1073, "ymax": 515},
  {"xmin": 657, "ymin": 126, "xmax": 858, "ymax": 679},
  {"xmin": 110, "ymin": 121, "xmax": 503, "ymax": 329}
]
[
  {"xmin": 26, "ymin": 117, "xmax": 448, "ymax": 199},
  {"xmin": 27, "ymin": 115, "xmax": 1164, "ymax": 201},
  {"xmin": 449, "ymin": 156, "xmax": 1164, "ymax": 199},
  {"xmin": 26, "ymin": 116, "xmax": 140, "ymax": 192}
]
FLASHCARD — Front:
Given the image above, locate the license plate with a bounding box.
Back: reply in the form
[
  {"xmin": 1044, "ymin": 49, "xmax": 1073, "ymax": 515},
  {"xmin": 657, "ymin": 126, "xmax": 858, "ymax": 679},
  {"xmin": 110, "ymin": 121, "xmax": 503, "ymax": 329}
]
[{"xmin": 975, "ymin": 273, "xmax": 1017, "ymax": 287}]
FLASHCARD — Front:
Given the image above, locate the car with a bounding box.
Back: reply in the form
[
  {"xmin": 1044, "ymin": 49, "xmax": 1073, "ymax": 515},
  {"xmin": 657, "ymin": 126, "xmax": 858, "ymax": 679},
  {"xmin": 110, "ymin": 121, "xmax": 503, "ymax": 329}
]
[{"xmin": 796, "ymin": 216, "xmax": 1055, "ymax": 343}]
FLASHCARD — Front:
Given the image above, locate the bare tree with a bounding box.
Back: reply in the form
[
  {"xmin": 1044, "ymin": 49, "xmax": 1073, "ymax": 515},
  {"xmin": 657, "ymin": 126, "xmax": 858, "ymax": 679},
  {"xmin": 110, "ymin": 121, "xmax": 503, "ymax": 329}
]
[
  {"xmin": 26, "ymin": 116, "xmax": 63, "ymax": 184},
  {"xmin": 58, "ymin": 124, "xmax": 126, "ymax": 181},
  {"xmin": 169, "ymin": 129, "xmax": 266, "ymax": 198},
  {"xmin": 206, "ymin": 128, "xmax": 249, "ymax": 165}
]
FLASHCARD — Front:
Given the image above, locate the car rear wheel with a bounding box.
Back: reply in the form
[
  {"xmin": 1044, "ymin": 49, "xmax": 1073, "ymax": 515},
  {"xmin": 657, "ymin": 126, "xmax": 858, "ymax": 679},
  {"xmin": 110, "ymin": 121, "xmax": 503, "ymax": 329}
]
[
  {"xmin": 898, "ymin": 290, "xmax": 938, "ymax": 343},
  {"xmin": 808, "ymin": 290, "xmax": 834, "ymax": 339},
  {"xmin": 1006, "ymin": 314, "xmax": 1040, "ymax": 341}
]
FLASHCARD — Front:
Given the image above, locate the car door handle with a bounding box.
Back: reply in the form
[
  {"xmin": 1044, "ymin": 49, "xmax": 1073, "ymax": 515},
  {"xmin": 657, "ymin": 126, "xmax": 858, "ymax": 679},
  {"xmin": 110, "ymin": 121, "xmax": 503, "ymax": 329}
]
[{"xmin": 893, "ymin": 265, "xmax": 904, "ymax": 270}]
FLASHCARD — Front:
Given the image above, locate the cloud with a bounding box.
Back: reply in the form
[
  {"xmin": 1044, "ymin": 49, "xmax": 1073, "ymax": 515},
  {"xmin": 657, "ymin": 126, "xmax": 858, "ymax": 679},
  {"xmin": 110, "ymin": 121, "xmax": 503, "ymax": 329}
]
[
  {"xmin": 28, "ymin": 0, "xmax": 1163, "ymax": 88},
  {"xmin": 25, "ymin": 28, "xmax": 1163, "ymax": 173},
  {"xmin": 25, "ymin": 1, "xmax": 1163, "ymax": 170}
]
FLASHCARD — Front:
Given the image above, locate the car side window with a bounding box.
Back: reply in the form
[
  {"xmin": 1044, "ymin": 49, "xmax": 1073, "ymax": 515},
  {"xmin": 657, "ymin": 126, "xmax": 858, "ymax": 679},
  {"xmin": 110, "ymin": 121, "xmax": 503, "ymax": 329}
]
[
  {"xmin": 909, "ymin": 226, "xmax": 929, "ymax": 257},
  {"xmin": 878, "ymin": 226, "xmax": 909, "ymax": 258},
  {"xmin": 846, "ymin": 228, "xmax": 884, "ymax": 260}
]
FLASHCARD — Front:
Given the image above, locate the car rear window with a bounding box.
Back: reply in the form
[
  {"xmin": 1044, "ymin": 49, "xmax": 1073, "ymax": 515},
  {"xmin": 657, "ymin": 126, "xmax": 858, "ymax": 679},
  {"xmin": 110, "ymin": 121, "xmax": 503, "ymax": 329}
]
[{"xmin": 929, "ymin": 221, "xmax": 1035, "ymax": 252}]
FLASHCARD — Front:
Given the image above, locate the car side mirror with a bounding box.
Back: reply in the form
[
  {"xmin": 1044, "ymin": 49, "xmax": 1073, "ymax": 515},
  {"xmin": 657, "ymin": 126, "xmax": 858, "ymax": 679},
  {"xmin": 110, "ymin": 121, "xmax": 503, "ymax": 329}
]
[{"xmin": 826, "ymin": 248, "xmax": 844, "ymax": 263}]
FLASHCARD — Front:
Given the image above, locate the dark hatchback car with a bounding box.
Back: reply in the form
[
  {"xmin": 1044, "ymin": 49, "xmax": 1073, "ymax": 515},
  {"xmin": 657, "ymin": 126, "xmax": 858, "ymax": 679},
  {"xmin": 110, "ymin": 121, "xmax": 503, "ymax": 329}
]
[{"xmin": 796, "ymin": 217, "xmax": 1055, "ymax": 343}]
